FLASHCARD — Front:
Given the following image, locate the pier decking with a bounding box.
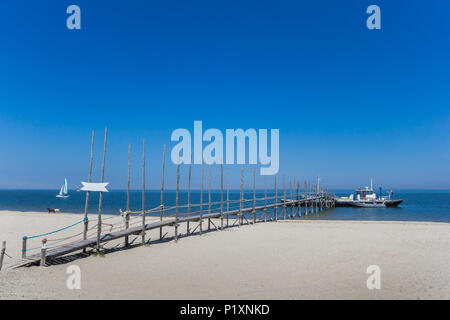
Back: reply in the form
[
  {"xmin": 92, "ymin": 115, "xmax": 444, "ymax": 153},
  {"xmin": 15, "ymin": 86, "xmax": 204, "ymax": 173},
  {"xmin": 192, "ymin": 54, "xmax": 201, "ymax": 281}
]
[{"xmin": 16, "ymin": 196, "xmax": 334, "ymax": 268}]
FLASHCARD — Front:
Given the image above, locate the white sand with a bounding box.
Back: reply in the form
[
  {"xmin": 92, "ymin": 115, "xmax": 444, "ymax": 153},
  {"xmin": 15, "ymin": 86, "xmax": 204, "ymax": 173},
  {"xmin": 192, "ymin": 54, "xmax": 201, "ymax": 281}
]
[{"xmin": 0, "ymin": 210, "xmax": 449, "ymax": 299}]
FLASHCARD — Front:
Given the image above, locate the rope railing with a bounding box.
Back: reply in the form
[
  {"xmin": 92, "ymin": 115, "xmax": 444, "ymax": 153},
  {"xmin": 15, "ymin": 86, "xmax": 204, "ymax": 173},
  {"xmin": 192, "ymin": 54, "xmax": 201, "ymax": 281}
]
[
  {"xmin": 23, "ymin": 217, "xmax": 88, "ymax": 240},
  {"xmin": 18, "ymin": 191, "xmax": 332, "ymax": 262}
]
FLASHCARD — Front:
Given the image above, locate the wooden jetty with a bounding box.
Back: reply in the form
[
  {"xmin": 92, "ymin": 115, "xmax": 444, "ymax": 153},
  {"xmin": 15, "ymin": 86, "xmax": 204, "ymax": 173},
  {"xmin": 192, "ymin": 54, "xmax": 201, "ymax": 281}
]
[{"xmin": 13, "ymin": 128, "xmax": 336, "ymax": 269}]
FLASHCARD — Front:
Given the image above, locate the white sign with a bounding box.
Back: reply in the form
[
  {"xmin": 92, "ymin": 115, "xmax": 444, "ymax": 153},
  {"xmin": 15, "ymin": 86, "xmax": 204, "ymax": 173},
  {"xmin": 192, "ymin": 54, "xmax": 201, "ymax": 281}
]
[{"xmin": 80, "ymin": 182, "xmax": 109, "ymax": 192}]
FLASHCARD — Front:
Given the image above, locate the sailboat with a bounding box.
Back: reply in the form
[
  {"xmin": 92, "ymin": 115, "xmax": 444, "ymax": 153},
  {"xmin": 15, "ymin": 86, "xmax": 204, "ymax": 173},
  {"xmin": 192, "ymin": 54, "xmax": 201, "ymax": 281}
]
[{"xmin": 56, "ymin": 178, "xmax": 69, "ymax": 198}]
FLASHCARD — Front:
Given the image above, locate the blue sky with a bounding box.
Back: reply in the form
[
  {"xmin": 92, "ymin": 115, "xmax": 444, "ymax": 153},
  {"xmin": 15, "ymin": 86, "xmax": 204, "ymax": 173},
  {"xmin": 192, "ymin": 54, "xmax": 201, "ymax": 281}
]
[{"xmin": 1, "ymin": 0, "xmax": 449, "ymax": 190}]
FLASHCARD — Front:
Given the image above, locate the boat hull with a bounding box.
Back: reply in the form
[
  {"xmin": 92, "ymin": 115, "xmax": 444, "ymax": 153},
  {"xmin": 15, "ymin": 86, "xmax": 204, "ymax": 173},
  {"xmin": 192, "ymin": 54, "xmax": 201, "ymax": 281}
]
[
  {"xmin": 384, "ymin": 199, "xmax": 403, "ymax": 207},
  {"xmin": 335, "ymin": 199, "xmax": 403, "ymax": 208}
]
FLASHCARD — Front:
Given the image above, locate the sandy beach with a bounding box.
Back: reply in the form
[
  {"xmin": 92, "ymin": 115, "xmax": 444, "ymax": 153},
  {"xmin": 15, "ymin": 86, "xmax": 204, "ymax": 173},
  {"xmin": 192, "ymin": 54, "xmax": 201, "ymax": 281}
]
[{"xmin": 0, "ymin": 210, "xmax": 449, "ymax": 299}]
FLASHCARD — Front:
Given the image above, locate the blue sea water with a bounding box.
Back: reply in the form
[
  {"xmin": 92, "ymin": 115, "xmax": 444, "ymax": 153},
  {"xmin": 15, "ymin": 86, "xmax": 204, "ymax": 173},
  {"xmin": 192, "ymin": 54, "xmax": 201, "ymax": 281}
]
[{"xmin": 0, "ymin": 189, "xmax": 448, "ymax": 223}]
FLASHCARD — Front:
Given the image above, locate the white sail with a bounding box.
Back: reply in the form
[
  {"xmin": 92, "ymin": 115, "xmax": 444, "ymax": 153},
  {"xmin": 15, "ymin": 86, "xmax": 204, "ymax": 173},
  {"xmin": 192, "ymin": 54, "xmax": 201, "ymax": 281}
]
[
  {"xmin": 63, "ymin": 178, "xmax": 68, "ymax": 195},
  {"xmin": 56, "ymin": 178, "xmax": 69, "ymax": 197}
]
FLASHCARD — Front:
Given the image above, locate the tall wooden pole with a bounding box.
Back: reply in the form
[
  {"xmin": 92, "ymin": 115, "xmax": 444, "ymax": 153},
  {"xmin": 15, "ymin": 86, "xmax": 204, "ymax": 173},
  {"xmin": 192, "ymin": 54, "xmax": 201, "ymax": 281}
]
[
  {"xmin": 252, "ymin": 166, "xmax": 256, "ymax": 224},
  {"xmin": 141, "ymin": 138, "xmax": 146, "ymax": 244},
  {"xmin": 321, "ymin": 188, "xmax": 323, "ymax": 210},
  {"xmin": 208, "ymin": 166, "xmax": 212, "ymax": 230},
  {"xmin": 96, "ymin": 127, "xmax": 107, "ymax": 252},
  {"xmin": 312, "ymin": 184, "xmax": 315, "ymax": 213},
  {"xmin": 125, "ymin": 143, "xmax": 131, "ymax": 247},
  {"xmin": 283, "ymin": 176, "xmax": 287, "ymax": 220},
  {"xmin": 199, "ymin": 161, "xmax": 204, "ymax": 235},
  {"xmin": 274, "ymin": 175, "xmax": 278, "ymax": 221},
  {"xmin": 175, "ymin": 158, "xmax": 180, "ymax": 242},
  {"xmin": 160, "ymin": 145, "xmax": 165, "ymax": 240},
  {"xmin": 239, "ymin": 165, "xmax": 243, "ymax": 226},
  {"xmin": 226, "ymin": 166, "xmax": 229, "ymax": 227},
  {"xmin": 297, "ymin": 181, "xmax": 300, "ymax": 217},
  {"xmin": 187, "ymin": 153, "xmax": 192, "ymax": 234},
  {"xmin": 289, "ymin": 180, "xmax": 293, "ymax": 218},
  {"xmin": 220, "ymin": 163, "xmax": 224, "ymax": 230},
  {"xmin": 314, "ymin": 185, "xmax": 317, "ymax": 213},
  {"xmin": 308, "ymin": 182, "xmax": 311, "ymax": 213},
  {"xmin": 83, "ymin": 130, "xmax": 94, "ymax": 252},
  {"xmin": 304, "ymin": 181, "xmax": 308, "ymax": 215},
  {"xmin": 264, "ymin": 176, "xmax": 267, "ymax": 222}
]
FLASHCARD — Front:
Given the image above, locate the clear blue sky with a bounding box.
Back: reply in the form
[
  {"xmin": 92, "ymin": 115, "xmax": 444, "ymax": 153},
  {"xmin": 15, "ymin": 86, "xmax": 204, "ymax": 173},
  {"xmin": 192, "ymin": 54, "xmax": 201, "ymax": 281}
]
[{"xmin": 1, "ymin": 0, "xmax": 449, "ymax": 190}]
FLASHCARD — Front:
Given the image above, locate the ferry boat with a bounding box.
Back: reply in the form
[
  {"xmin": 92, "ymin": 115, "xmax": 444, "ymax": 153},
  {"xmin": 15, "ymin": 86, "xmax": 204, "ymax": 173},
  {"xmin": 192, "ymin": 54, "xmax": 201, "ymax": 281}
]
[{"xmin": 335, "ymin": 180, "xmax": 403, "ymax": 208}]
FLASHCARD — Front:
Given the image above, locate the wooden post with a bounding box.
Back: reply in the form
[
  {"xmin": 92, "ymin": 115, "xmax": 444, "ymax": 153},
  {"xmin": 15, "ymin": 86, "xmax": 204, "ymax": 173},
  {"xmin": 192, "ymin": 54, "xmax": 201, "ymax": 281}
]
[
  {"xmin": 208, "ymin": 166, "xmax": 212, "ymax": 230},
  {"xmin": 264, "ymin": 176, "xmax": 267, "ymax": 222},
  {"xmin": 187, "ymin": 153, "xmax": 192, "ymax": 234},
  {"xmin": 22, "ymin": 237, "xmax": 27, "ymax": 259},
  {"xmin": 175, "ymin": 158, "xmax": 180, "ymax": 242},
  {"xmin": 40, "ymin": 239, "xmax": 47, "ymax": 267},
  {"xmin": 313, "ymin": 183, "xmax": 316, "ymax": 213},
  {"xmin": 160, "ymin": 145, "xmax": 166, "ymax": 240},
  {"xmin": 283, "ymin": 176, "xmax": 286, "ymax": 220},
  {"xmin": 274, "ymin": 176, "xmax": 278, "ymax": 221},
  {"xmin": 96, "ymin": 127, "xmax": 108, "ymax": 252},
  {"xmin": 220, "ymin": 164, "xmax": 223, "ymax": 230},
  {"xmin": 226, "ymin": 166, "xmax": 230, "ymax": 227},
  {"xmin": 297, "ymin": 181, "xmax": 300, "ymax": 217},
  {"xmin": 252, "ymin": 166, "xmax": 256, "ymax": 224},
  {"xmin": 83, "ymin": 130, "xmax": 94, "ymax": 253},
  {"xmin": 319, "ymin": 188, "xmax": 322, "ymax": 211},
  {"xmin": 292, "ymin": 178, "xmax": 295, "ymax": 218},
  {"xmin": 239, "ymin": 165, "xmax": 243, "ymax": 226},
  {"xmin": 323, "ymin": 188, "xmax": 325, "ymax": 210},
  {"xmin": 289, "ymin": 180, "xmax": 293, "ymax": 218},
  {"xmin": 308, "ymin": 182, "xmax": 311, "ymax": 214},
  {"xmin": 0, "ymin": 241, "xmax": 6, "ymax": 271},
  {"xmin": 199, "ymin": 161, "xmax": 204, "ymax": 235},
  {"xmin": 141, "ymin": 138, "xmax": 146, "ymax": 245},
  {"xmin": 125, "ymin": 143, "xmax": 131, "ymax": 247},
  {"xmin": 304, "ymin": 181, "xmax": 308, "ymax": 215},
  {"xmin": 315, "ymin": 185, "xmax": 318, "ymax": 212}
]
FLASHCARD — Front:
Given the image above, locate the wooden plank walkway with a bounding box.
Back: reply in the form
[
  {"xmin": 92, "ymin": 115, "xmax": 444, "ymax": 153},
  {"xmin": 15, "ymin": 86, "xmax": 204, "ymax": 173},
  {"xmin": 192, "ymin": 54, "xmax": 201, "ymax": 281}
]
[{"xmin": 15, "ymin": 196, "xmax": 332, "ymax": 268}]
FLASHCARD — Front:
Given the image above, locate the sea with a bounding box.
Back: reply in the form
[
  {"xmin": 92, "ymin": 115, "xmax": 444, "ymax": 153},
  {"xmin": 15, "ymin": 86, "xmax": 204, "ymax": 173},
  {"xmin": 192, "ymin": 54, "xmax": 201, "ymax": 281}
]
[{"xmin": 0, "ymin": 189, "xmax": 449, "ymax": 223}]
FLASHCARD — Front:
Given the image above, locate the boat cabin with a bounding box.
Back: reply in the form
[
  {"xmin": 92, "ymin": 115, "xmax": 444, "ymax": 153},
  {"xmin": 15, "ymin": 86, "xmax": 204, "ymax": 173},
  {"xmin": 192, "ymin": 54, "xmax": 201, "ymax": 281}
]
[{"xmin": 355, "ymin": 187, "xmax": 376, "ymax": 201}]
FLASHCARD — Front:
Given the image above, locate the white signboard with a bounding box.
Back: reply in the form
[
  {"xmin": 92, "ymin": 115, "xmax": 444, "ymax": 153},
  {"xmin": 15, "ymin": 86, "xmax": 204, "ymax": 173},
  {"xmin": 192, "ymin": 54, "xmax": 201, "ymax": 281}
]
[{"xmin": 80, "ymin": 182, "xmax": 109, "ymax": 192}]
